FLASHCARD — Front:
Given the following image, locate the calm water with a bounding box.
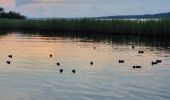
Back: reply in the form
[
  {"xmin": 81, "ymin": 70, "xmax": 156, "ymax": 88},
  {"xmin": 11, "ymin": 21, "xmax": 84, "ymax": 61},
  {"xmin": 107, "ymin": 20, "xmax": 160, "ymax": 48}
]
[{"xmin": 0, "ymin": 31, "xmax": 170, "ymax": 100}]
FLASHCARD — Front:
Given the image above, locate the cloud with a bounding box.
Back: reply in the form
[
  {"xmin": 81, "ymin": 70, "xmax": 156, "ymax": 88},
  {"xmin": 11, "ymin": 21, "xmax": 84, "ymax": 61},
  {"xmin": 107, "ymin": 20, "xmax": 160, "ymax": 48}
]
[
  {"xmin": 15, "ymin": 0, "xmax": 34, "ymax": 6},
  {"xmin": 0, "ymin": 0, "xmax": 16, "ymax": 11},
  {"xmin": 1, "ymin": 0, "xmax": 170, "ymax": 18},
  {"xmin": 15, "ymin": 0, "xmax": 61, "ymax": 6}
]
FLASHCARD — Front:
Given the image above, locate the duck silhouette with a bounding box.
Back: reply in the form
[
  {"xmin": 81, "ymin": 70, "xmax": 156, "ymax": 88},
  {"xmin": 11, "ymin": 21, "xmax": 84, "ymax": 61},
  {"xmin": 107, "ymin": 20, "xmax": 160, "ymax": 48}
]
[
  {"xmin": 119, "ymin": 60, "xmax": 124, "ymax": 63},
  {"xmin": 90, "ymin": 61, "xmax": 93, "ymax": 66},
  {"xmin": 132, "ymin": 45, "xmax": 135, "ymax": 49},
  {"xmin": 8, "ymin": 55, "xmax": 12, "ymax": 58},
  {"xmin": 152, "ymin": 61, "xmax": 158, "ymax": 65},
  {"xmin": 72, "ymin": 69, "xmax": 76, "ymax": 74},
  {"xmin": 156, "ymin": 60, "xmax": 162, "ymax": 63},
  {"xmin": 6, "ymin": 61, "xmax": 11, "ymax": 64},
  {"xmin": 60, "ymin": 69, "xmax": 63, "ymax": 73},
  {"xmin": 138, "ymin": 50, "xmax": 144, "ymax": 54},
  {"xmin": 133, "ymin": 66, "xmax": 141, "ymax": 69},
  {"xmin": 50, "ymin": 54, "xmax": 52, "ymax": 58},
  {"xmin": 56, "ymin": 62, "xmax": 60, "ymax": 66}
]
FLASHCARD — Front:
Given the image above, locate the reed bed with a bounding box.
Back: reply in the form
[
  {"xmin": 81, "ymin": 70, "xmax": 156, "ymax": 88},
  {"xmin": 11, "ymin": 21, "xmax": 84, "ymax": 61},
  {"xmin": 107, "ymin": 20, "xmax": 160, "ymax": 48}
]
[{"xmin": 0, "ymin": 18, "xmax": 170, "ymax": 36}]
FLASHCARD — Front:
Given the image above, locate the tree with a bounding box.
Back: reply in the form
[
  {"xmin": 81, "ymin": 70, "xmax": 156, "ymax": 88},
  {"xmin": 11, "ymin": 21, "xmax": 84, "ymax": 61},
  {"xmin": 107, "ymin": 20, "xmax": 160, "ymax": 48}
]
[
  {"xmin": 0, "ymin": 7, "xmax": 26, "ymax": 19},
  {"xmin": 0, "ymin": 7, "xmax": 4, "ymax": 13}
]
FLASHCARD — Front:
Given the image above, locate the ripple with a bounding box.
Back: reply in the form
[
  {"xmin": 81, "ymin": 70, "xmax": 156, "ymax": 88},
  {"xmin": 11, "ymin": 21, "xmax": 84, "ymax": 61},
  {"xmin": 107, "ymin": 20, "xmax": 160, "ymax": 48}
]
[{"xmin": 0, "ymin": 32, "xmax": 170, "ymax": 100}]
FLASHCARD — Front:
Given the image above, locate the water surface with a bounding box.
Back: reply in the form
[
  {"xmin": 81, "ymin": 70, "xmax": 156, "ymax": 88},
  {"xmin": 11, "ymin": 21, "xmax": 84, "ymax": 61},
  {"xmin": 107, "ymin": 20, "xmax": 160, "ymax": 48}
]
[{"xmin": 0, "ymin": 31, "xmax": 170, "ymax": 100}]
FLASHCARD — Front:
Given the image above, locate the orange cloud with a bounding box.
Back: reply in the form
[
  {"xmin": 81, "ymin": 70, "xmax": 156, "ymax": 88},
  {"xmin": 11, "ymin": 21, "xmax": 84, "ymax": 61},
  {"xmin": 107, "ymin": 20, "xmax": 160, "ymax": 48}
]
[{"xmin": 0, "ymin": 0, "xmax": 16, "ymax": 7}]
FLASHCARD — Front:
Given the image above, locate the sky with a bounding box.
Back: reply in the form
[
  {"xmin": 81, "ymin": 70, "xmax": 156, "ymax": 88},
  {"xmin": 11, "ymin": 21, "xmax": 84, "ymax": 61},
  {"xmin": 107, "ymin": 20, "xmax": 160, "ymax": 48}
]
[{"xmin": 0, "ymin": 0, "xmax": 170, "ymax": 18}]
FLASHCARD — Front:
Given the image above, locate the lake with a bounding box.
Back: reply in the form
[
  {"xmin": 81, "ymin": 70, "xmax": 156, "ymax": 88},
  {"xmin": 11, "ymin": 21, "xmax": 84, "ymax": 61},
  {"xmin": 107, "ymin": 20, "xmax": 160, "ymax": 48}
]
[{"xmin": 0, "ymin": 31, "xmax": 170, "ymax": 100}]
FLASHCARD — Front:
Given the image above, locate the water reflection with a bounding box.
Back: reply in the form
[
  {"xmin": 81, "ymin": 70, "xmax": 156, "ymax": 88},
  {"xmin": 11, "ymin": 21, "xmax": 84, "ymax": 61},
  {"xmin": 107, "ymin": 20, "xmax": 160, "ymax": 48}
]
[
  {"xmin": 17, "ymin": 30, "xmax": 170, "ymax": 49},
  {"xmin": 0, "ymin": 31, "xmax": 170, "ymax": 100}
]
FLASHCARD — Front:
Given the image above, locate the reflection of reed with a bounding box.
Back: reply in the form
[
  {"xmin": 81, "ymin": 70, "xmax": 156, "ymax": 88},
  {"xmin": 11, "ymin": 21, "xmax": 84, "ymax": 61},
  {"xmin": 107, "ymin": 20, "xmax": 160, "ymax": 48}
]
[
  {"xmin": 0, "ymin": 30, "xmax": 170, "ymax": 51},
  {"xmin": 0, "ymin": 32, "xmax": 166, "ymax": 73}
]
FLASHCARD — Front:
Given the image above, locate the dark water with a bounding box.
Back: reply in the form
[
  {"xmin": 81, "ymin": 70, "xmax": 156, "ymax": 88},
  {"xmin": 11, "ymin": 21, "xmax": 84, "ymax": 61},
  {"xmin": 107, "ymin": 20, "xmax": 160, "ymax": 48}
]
[{"xmin": 0, "ymin": 31, "xmax": 170, "ymax": 100}]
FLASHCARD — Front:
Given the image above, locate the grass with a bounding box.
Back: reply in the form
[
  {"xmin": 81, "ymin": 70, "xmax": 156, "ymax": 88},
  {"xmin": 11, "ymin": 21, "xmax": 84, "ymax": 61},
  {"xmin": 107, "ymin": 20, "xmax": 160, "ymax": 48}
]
[{"xmin": 0, "ymin": 18, "xmax": 170, "ymax": 36}]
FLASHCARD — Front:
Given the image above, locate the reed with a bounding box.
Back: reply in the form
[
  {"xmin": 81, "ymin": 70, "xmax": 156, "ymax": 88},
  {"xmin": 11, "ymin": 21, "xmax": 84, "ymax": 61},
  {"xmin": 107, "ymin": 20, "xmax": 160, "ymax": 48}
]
[{"xmin": 0, "ymin": 18, "xmax": 170, "ymax": 36}]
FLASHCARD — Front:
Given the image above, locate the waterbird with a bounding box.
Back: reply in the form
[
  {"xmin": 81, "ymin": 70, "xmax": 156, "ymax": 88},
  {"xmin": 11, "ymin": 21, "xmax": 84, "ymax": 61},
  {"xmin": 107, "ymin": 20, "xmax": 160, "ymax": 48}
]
[
  {"xmin": 94, "ymin": 46, "xmax": 96, "ymax": 50},
  {"xmin": 50, "ymin": 54, "xmax": 52, "ymax": 58},
  {"xmin": 8, "ymin": 55, "xmax": 12, "ymax": 58},
  {"xmin": 151, "ymin": 61, "xmax": 158, "ymax": 65},
  {"xmin": 119, "ymin": 60, "xmax": 124, "ymax": 63},
  {"xmin": 72, "ymin": 69, "xmax": 76, "ymax": 74},
  {"xmin": 60, "ymin": 69, "xmax": 63, "ymax": 73},
  {"xmin": 133, "ymin": 66, "xmax": 142, "ymax": 69},
  {"xmin": 90, "ymin": 61, "xmax": 93, "ymax": 66},
  {"xmin": 132, "ymin": 45, "xmax": 135, "ymax": 49},
  {"xmin": 56, "ymin": 62, "xmax": 60, "ymax": 66},
  {"xmin": 138, "ymin": 50, "xmax": 144, "ymax": 54},
  {"xmin": 6, "ymin": 61, "xmax": 11, "ymax": 64},
  {"xmin": 156, "ymin": 60, "xmax": 162, "ymax": 63}
]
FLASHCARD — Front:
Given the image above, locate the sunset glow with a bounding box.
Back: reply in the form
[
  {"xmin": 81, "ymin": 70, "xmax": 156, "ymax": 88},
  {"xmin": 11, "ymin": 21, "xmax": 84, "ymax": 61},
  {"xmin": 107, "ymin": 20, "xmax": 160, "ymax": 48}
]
[
  {"xmin": 0, "ymin": 0, "xmax": 170, "ymax": 99},
  {"xmin": 0, "ymin": 0, "xmax": 16, "ymax": 8}
]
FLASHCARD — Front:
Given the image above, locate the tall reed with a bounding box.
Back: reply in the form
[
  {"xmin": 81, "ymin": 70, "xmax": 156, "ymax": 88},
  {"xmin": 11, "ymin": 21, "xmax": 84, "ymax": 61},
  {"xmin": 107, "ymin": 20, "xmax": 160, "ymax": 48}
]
[{"xmin": 0, "ymin": 18, "xmax": 170, "ymax": 36}]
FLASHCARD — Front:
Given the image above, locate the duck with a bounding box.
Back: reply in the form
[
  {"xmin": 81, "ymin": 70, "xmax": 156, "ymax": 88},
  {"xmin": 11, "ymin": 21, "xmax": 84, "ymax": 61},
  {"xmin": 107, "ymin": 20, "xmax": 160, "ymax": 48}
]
[
  {"xmin": 119, "ymin": 60, "xmax": 124, "ymax": 63},
  {"xmin": 50, "ymin": 54, "xmax": 52, "ymax": 58},
  {"xmin": 8, "ymin": 55, "xmax": 12, "ymax": 58},
  {"xmin": 60, "ymin": 69, "xmax": 63, "ymax": 73},
  {"xmin": 6, "ymin": 61, "xmax": 11, "ymax": 64},
  {"xmin": 90, "ymin": 61, "xmax": 93, "ymax": 66},
  {"xmin": 156, "ymin": 60, "xmax": 162, "ymax": 63},
  {"xmin": 138, "ymin": 50, "xmax": 144, "ymax": 54},
  {"xmin": 72, "ymin": 69, "xmax": 76, "ymax": 74},
  {"xmin": 133, "ymin": 66, "xmax": 142, "ymax": 69},
  {"xmin": 151, "ymin": 61, "xmax": 158, "ymax": 65},
  {"xmin": 56, "ymin": 62, "xmax": 60, "ymax": 66},
  {"xmin": 132, "ymin": 45, "xmax": 135, "ymax": 49}
]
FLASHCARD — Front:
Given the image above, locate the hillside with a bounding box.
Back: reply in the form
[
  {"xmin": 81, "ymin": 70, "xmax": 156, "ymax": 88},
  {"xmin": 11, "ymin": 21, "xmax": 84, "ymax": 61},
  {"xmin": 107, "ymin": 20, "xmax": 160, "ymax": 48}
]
[{"xmin": 96, "ymin": 12, "xmax": 170, "ymax": 19}]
